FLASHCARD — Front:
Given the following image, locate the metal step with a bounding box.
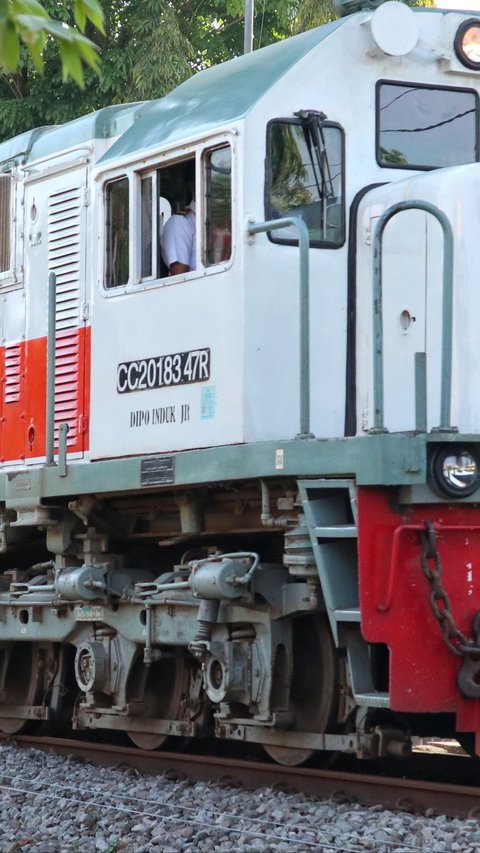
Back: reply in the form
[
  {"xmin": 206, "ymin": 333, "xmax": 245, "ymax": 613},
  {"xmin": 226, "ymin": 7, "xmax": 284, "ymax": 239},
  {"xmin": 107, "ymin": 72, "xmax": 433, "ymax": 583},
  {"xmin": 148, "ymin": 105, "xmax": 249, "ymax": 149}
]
[
  {"xmin": 334, "ymin": 608, "xmax": 361, "ymax": 622},
  {"xmin": 314, "ymin": 524, "xmax": 357, "ymax": 538},
  {"xmin": 354, "ymin": 692, "xmax": 390, "ymax": 708}
]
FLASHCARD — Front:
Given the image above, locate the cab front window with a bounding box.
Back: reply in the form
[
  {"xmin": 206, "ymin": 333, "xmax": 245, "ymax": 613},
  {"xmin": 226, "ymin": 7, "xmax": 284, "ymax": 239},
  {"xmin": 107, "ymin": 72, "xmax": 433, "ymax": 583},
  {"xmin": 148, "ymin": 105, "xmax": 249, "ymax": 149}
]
[
  {"xmin": 266, "ymin": 116, "xmax": 344, "ymax": 247},
  {"xmin": 377, "ymin": 81, "xmax": 479, "ymax": 169}
]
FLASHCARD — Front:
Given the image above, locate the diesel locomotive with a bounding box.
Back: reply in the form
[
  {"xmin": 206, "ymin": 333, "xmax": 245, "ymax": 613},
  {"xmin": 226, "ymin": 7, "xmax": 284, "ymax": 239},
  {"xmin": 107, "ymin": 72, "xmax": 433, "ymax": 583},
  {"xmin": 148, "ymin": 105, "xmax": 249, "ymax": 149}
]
[{"xmin": 0, "ymin": 0, "xmax": 479, "ymax": 764}]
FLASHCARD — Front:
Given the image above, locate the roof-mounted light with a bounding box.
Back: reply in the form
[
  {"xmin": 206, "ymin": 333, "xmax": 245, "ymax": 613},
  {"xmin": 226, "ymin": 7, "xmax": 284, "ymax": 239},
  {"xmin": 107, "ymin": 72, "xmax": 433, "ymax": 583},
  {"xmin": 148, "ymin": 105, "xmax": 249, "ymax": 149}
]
[
  {"xmin": 370, "ymin": 1, "xmax": 418, "ymax": 57},
  {"xmin": 454, "ymin": 20, "xmax": 480, "ymax": 71}
]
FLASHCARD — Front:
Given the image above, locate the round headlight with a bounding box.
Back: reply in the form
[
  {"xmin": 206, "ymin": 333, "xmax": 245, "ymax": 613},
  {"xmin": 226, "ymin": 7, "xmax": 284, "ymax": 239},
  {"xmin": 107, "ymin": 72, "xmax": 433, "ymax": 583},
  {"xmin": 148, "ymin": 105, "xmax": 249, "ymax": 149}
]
[
  {"xmin": 454, "ymin": 20, "xmax": 480, "ymax": 70},
  {"xmin": 429, "ymin": 445, "xmax": 480, "ymax": 498}
]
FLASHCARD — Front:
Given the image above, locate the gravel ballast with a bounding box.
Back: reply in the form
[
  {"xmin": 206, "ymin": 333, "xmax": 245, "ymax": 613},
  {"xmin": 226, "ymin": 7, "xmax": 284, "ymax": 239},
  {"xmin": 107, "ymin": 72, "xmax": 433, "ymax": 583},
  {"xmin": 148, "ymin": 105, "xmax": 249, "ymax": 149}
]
[{"xmin": 0, "ymin": 744, "xmax": 478, "ymax": 852}]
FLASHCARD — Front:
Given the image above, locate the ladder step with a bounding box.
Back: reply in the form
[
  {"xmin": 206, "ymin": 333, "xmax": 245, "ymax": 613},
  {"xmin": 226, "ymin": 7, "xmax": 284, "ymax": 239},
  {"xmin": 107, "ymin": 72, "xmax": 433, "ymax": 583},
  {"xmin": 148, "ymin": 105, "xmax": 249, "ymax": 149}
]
[
  {"xmin": 313, "ymin": 525, "xmax": 357, "ymax": 538},
  {"xmin": 354, "ymin": 692, "xmax": 390, "ymax": 709},
  {"xmin": 334, "ymin": 608, "xmax": 361, "ymax": 622}
]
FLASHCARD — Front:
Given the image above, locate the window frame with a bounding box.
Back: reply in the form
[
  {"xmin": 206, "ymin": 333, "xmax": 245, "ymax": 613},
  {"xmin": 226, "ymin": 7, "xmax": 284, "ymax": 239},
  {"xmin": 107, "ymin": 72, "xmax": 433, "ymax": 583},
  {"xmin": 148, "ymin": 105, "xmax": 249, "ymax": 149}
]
[
  {"xmin": 105, "ymin": 173, "xmax": 131, "ymax": 289},
  {"xmin": 101, "ymin": 134, "xmax": 235, "ymax": 296},
  {"xmin": 264, "ymin": 117, "xmax": 345, "ymax": 250},
  {"xmin": 203, "ymin": 143, "xmax": 232, "ymax": 268},
  {"xmin": 375, "ymin": 79, "xmax": 480, "ymax": 171},
  {"xmin": 0, "ymin": 171, "xmax": 18, "ymax": 288},
  {"xmin": 138, "ymin": 168, "xmax": 159, "ymax": 283}
]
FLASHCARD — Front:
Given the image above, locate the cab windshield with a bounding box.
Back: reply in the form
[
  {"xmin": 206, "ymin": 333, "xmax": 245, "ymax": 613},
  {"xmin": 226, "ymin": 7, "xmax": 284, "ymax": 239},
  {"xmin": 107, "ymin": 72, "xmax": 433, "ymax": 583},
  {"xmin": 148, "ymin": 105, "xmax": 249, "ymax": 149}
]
[{"xmin": 377, "ymin": 81, "xmax": 479, "ymax": 169}]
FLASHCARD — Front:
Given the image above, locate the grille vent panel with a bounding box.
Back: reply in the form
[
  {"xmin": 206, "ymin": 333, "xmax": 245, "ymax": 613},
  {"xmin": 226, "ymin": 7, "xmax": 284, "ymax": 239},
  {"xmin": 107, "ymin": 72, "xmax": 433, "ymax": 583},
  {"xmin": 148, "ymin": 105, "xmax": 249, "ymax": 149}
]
[{"xmin": 4, "ymin": 343, "xmax": 21, "ymax": 404}]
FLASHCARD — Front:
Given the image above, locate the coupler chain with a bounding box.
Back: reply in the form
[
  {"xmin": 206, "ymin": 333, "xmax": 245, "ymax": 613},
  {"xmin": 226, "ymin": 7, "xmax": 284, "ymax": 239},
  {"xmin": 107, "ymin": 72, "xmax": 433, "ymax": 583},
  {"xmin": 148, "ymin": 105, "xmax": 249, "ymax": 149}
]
[{"xmin": 420, "ymin": 520, "xmax": 480, "ymax": 698}]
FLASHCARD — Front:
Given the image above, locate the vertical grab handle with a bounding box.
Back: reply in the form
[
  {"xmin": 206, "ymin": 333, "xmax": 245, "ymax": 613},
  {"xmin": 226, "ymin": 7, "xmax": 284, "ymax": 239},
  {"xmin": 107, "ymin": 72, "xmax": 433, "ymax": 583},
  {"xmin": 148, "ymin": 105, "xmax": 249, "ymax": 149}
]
[
  {"xmin": 371, "ymin": 200, "xmax": 455, "ymax": 434},
  {"xmin": 46, "ymin": 271, "xmax": 56, "ymax": 466}
]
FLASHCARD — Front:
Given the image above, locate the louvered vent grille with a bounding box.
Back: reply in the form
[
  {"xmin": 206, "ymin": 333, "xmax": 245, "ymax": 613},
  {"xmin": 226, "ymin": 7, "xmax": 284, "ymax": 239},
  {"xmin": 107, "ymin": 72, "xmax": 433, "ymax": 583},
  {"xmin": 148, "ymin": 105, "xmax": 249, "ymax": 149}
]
[
  {"xmin": 48, "ymin": 183, "xmax": 84, "ymax": 449},
  {"xmin": 0, "ymin": 175, "xmax": 11, "ymax": 273},
  {"xmin": 4, "ymin": 343, "xmax": 21, "ymax": 404},
  {"xmin": 48, "ymin": 186, "xmax": 82, "ymax": 331},
  {"xmin": 54, "ymin": 331, "xmax": 79, "ymax": 445}
]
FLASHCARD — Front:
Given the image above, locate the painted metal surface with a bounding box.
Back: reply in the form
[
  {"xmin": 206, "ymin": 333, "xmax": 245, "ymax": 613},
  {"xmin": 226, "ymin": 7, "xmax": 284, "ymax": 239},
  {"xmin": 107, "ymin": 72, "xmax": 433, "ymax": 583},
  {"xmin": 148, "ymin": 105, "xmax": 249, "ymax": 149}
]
[
  {"xmin": 356, "ymin": 167, "xmax": 480, "ymax": 435},
  {"xmin": 247, "ymin": 217, "xmax": 311, "ymax": 437},
  {"xmin": 371, "ymin": 200, "xmax": 454, "ymax": 433},
  {"xmin": 357, "ymin": 486, "xmax": 480, "ymax": 736},
  {"xmin": 0, "ymin": 327, "xmax": 90, "ymax": 463},
  {"xmin": 0, "ymin": 432, "xmax": 430, "ymax": 505}
]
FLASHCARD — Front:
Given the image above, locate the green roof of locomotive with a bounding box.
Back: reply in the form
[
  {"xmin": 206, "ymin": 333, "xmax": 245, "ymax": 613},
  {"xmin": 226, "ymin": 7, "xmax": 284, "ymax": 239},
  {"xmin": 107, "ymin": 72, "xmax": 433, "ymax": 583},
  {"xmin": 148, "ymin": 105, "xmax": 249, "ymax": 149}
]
[
  {"xmin": 0, "ymin": 102, "xmax": 143, "ymax": 170},
  {"xmin": 97, "ymin": 18, "xmax": 345, "ymax": 165}
]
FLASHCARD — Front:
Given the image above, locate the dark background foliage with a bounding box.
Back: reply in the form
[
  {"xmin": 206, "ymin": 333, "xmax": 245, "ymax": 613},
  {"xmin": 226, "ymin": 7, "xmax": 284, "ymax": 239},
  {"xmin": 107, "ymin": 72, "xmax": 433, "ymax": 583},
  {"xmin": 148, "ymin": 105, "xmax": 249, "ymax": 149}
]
[{"xmin": 0, "ymin": 0, "xmax": 434, "ymax": 141}]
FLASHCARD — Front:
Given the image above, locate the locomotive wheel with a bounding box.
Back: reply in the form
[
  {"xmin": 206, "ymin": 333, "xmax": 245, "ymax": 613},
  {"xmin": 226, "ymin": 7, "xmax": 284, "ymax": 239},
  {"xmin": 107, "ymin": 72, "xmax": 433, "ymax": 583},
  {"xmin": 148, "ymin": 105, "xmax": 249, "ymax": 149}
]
[
  {"xmin": 126, "ymin": 653, "xmax": 191, "ymax": 750},
  {"xmin": 0, "ymin": 643, "xmax": 46, "ymax": 734},
  {"xmin": 264, "ymin": 615, "xmax": 339, "ymax": 766}
]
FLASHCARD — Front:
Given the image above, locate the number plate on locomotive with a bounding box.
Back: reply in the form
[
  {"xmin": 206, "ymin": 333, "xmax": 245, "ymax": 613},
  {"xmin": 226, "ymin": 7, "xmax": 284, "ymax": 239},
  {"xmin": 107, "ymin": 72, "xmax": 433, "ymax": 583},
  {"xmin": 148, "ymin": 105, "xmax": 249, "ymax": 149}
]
[
  {"xmin": 74, "ymin": 606, "xmax": 104, "ymax": 621},
  {"xmin": 117, "ymin": 348, "xmax": 210, "ymax": 394}
]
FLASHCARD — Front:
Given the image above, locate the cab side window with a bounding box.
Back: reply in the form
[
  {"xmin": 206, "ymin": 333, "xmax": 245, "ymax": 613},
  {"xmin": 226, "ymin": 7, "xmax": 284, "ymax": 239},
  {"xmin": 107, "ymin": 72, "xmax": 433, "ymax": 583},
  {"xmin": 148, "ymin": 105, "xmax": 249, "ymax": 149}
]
[
  {"xmin": 266, "ymin": 117, "xmax": 344, "ymax": 247},
  {"xmin": 104, "ymin": 142, "xmax": 233, "ymax": 289},
  {"xmin": 205, "ymin": 146, "xmax": 232, "ymax": 265},
  {"xmin": 105, "ymin": 176, "xmax": 129, "ymax": 287}
]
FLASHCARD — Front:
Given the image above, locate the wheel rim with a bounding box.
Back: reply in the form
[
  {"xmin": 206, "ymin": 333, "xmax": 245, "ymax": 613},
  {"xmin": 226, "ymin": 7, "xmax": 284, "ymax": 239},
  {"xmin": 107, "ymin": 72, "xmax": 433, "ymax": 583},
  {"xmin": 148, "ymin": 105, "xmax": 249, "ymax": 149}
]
[
  {"xmin": 126, "ymin": 653, "xmax": 191, "ymax": 750},
  {"xmin": 0, "ymin": 643, "xmax": 45, "ymax": 734},
  {"xmin": 265, "ymin": 615, "xmax": 338, "ymax": 766}
]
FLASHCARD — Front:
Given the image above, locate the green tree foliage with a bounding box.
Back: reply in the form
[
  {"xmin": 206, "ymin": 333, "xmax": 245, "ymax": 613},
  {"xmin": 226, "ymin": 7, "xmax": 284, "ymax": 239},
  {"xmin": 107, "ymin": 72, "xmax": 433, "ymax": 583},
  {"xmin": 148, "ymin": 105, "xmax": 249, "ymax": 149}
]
[
  {"xmin": 0, "ymin": 0, "xmax": 194, "ymax": 138},
  {"xmin": 0, "ymin": 0, "xmax": 104, "ymax": 84},
  {"xmin": 176, "ymin": 0, "xmax": 295, "ymax": 69},
  {"xmin": 270, "ymin": 123, "xmax": 311, "ymax": 213},
  {"xmin": 0, "ymin": 0, "xmax": 436, "ymax": 142}
]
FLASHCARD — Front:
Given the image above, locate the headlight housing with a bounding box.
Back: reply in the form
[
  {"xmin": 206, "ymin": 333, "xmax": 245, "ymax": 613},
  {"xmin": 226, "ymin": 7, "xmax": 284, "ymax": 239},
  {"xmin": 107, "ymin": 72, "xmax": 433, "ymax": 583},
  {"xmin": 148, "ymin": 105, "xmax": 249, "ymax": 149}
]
[
  {"xmin": 429, "ymin": 444, "xmax": 480, "ymax": 498},
  {"xmin": 454, "ymin": 20, "xmax": 480, "ymax": 70}
]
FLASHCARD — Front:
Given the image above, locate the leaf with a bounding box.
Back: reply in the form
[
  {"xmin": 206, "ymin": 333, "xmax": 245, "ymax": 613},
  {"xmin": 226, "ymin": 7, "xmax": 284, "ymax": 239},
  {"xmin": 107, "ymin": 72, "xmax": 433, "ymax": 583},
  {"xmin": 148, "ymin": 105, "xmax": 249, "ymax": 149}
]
[
  {"xmin": 59, "ymin": 40, "xmax": 84, "ymax": 87},
  {"xmin": 0, "ymin": 0, "xmax": 8, "ymax": 25},
  {"xmin": 27, "ymin": 33, "xmax": 44, "ymax": 72},
  {"xmin": 0, "ymin": 20, "xmax": 9, "ymax": 67},
  {"xmin": 11, "ymin": 0, "xmax": 49, "ymax": 20},
  {"xmin": 73, "ymin": 3, "xmax": 86, "ymax": 32},
  {"xmin": 38, "ymin": 19, "xmax": 77, "ymax": 42},
  {"xmin": 14, "ymin": 13, "xmax": 55, "ymax": 39},
  {"xmin": 74, "ymin": 0, "xmax": 105, "ymax": 35},
  {"xmin": 3, "ymin": 21, "xmax": 20, "ymax": 70}
]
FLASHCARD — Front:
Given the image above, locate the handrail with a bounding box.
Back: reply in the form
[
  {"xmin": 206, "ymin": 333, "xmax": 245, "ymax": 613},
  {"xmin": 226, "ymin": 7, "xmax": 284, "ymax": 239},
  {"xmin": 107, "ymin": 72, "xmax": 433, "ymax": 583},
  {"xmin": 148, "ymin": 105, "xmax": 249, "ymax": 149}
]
[
  {"xmin": 247, "ymin": 216, "xmax": 313, "ymax": 438},
  {"xmin": 46, "ymin": 271, "xmax": 56, "ymax": 465},
  {"xmin": 372, "ymin": 200, "xmax": 454, "ymax": 434}
]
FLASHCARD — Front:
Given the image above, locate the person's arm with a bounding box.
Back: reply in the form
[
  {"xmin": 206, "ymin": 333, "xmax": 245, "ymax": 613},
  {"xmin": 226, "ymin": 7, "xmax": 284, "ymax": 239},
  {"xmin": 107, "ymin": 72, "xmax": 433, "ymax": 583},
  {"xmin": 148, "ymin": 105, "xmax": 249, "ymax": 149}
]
[{"xmin": 169, "ymin": 261, "xmax": 190, "ymax": 275}]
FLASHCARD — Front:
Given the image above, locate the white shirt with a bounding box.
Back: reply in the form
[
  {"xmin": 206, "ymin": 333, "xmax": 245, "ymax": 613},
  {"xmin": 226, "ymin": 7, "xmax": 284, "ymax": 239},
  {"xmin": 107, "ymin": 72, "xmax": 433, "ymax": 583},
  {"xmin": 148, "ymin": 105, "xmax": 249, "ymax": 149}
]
[{"xmin": 161, "ymin": 202, "xmax": 196, "ymax": 271}]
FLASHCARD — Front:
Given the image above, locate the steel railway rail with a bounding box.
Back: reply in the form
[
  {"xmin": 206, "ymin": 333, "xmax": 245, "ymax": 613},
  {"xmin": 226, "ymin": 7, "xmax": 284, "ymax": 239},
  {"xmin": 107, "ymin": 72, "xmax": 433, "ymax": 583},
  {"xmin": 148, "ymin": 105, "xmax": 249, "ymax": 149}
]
[{"xmin": 3, "ymin": 735, "xmax": 480, "ymax": 821}]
